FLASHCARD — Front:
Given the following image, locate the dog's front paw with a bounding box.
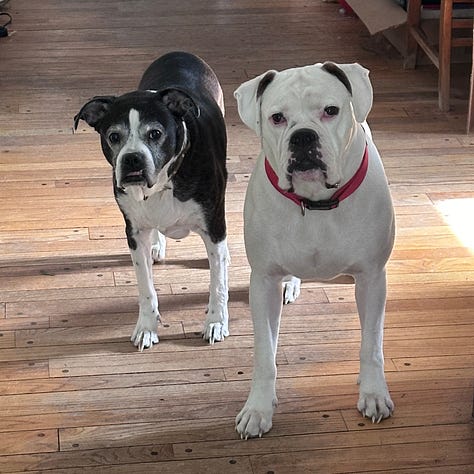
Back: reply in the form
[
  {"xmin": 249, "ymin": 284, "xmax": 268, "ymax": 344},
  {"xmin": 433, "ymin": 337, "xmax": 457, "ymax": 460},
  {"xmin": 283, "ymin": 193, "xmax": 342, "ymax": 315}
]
[
  {"xmin": 131, "ymin": 314, "xmax": 160, "ymax": 351},
  {"xmin": 283, "ymin": 276, "xmax": 301, "ymax": 304},
  {"xmin": 202, "ymin": 321, "xmax": 229, "ymax": 344},
  {"xmin": 357, "ymin": 388, "xmax": 394, "ymax": 423},
  {"xmin": 202, "ymin": 305, "xmax": 229, "ymax": 344},
  {"xmin": 132, "ymin": 329, "xmax": 159, "ymax": 352},
  {"xmin": 235, "ymin": 398, "xmax": 276, "ymax": 439}
]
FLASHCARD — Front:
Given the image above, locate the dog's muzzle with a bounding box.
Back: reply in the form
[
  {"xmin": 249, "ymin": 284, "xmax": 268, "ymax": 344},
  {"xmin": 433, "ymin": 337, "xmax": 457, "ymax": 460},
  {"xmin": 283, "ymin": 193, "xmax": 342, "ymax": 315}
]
[
  {"xmin": 119, "ymin": 152, "xmax": 150, "ymax": 187},
  {"xmin": 287, "ymin": 128, "xmax": 326, "ymax": 175}
]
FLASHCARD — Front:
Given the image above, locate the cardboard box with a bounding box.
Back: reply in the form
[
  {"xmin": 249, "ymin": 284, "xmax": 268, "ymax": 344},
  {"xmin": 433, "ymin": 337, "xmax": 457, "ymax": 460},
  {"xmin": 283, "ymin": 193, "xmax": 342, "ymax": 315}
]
[
  {"xmin": 345, "ymin": 0, "xmax": 473, "ymax": 59},
  {"xmin": 345, "ymin": 0, "xmax": 407, "ymax": 35},
  {"xmin": 344, "ymin": 0, "xmax": 451, "ymax": 59}
]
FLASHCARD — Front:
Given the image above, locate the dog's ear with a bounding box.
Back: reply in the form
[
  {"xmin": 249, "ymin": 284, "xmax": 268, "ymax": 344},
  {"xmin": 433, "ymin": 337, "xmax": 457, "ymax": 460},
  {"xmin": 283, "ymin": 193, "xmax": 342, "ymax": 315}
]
[
  {"xmin": 74, "ymin": 96, "xmax": 116, "ymax": 131},
  {"xmin": 322, "ymin": 62, "xmax": 373, "ymax": 123},
  {"xmin": 234, "ymin": 70, "xmax": 277, "ymax": 136},
  {"xmin": 160, "ymin": 89, "xmax": 199, "ymax": 119}
]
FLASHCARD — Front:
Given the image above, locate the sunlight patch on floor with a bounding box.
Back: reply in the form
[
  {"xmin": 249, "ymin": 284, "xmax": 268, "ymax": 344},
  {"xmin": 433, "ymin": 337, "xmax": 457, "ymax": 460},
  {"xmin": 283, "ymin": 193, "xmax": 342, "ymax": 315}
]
[{"xmin": 435, "ymin": 198, "xmax": 474, "ymax": 252}]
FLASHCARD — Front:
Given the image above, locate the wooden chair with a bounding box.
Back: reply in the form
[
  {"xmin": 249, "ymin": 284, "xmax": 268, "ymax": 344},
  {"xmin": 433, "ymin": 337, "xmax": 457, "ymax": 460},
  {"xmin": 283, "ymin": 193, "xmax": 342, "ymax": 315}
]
[{"xmin": 405, "ymin": 0, "xmax": 474, "ymax": 112}]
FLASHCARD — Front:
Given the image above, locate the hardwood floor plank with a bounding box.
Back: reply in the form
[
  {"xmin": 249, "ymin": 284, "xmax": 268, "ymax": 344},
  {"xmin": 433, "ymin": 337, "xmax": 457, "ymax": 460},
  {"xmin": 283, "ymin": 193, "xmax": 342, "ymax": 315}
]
[
  {"xmin": 0, "ymin": 400, "xmax": 245, "ymax": 434},
  {"xmin": 0, "ymin": 444, "xmax": 175, "ymax": 473},
  {"xmin": 0, "ymin": 315, "xmax": 49, "ymax": 331},
  {"xmin": 171, "ymin": 423, "xmax": 473, "ymax": 460},
  {"xmin": 393, "ymin": 354, "xmax": 474, "ymax": 371},
  {"xmin": 58, "ymin": 411, "xmax": 347, "ymax": 451},
  {"xmin": 0, "ymin": 331, "xmax": 15, "ymax": 349},
  {"xmin": 325, "ymin": 282, "xmax": 474, "ymax": 303},
  {"xmin": 373, "ymin": 466, "xmax": 474, "ymax": 474},
  {"xmin": 27, "ymin": 456, "xmax": 253, "ymax": 474},
  {"xmin": 14, "ymin": 323, "xmax": 185, "ymax": 348},
  {"xmin": 0, "ymin": 429, "xmax": 58, "ymax": 456},
  {"xmin": 0, "ymin": 271, "xmax": 114, "ymax": 293},
  {"xmin": 0, "ymin": 368, "xmax": 226, "ymax": 396},
  {"xmin": 47, "ymin": 346, "xmax": 282, "ymax": 377},
  {"xmin": 248, "ymin": 440, "xmax": 474, "ymax": 473}
]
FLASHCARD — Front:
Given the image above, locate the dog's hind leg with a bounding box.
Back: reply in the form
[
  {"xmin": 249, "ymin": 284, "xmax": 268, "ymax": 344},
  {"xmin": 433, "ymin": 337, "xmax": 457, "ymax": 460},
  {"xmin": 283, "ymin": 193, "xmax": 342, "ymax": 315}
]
[
  {"xmin": 128, "ymin": 227, "xmax": 160, "ymax": 351},
  {"xmin": 282, "ymin": 275, "xmax": 301, "ymax": 304},
  {"xmin": 151, "ymin": 228, "xmax": 166, "ymax": 262},
  {"xmin": 198, "ymin": 232, "xmax": 230, "ymax": 344}
]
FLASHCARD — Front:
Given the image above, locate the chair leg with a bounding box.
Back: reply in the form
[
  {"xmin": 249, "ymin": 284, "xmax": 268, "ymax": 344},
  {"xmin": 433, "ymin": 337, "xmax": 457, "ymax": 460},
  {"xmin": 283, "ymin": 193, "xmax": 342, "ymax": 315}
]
[
  {"xmin": 438, "ymin": 0, "xmax": 453, "ymax": 112},
  {"xmin": 404, "ymin": 0, "xmax": 422, "ymax": 69},
  {"xmin": 467, "ymin": 28, "xmax": 474, "ymax": 133}
]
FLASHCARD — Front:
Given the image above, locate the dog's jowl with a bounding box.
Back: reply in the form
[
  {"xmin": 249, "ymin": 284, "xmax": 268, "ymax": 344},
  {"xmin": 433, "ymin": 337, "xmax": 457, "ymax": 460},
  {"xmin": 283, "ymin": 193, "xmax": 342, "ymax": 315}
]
[
  {"xmin": 75, "ymin": 52, "xmax": 229, "ymax": 351},
  {"xmin": 234, "ymin": 62, "xmax": 395, "ymax": 438}
]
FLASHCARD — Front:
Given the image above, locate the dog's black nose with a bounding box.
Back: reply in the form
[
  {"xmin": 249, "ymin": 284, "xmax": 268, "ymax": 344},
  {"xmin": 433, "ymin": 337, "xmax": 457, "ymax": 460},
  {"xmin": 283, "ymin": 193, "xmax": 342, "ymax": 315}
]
[
  {"xmin": 289, "ymin": 129, "xmax": 318, "ymax": 147},
  {"xmin": 122, "ymin": 152, "xmax": 145, "ymax": 171}
]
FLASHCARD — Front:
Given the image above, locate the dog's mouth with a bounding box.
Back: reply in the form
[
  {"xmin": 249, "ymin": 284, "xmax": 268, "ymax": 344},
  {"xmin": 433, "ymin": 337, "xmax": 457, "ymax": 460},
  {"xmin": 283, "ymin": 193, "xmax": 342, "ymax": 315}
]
[
  {"xmin": 286, "ymin": 156, "xmax": 340, "ymax": 190},
  {"xmin": 123, "ymin": 169, "xmax": 145, "ymax": 183},
  {"xmin": 119, "ymin": 169, "xmax": 156, "ymax": 189},
  {"xmin": 287, "ymin": 152, "xmax": 326, "ymax": 180}
]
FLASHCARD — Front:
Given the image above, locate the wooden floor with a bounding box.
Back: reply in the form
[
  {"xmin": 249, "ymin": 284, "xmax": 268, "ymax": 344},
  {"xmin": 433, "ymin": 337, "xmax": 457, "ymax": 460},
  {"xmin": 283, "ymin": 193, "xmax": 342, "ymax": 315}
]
[{"xmin": 1, "ymin": 0, "xmax": 473, "ymax": 472}]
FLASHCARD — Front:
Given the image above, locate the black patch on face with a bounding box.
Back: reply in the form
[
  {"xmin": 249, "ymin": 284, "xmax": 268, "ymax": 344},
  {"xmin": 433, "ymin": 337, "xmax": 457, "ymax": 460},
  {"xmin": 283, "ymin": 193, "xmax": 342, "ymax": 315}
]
[{"xmin": 322, "ymin": 62, "xmax": 352, "ymax": 96}]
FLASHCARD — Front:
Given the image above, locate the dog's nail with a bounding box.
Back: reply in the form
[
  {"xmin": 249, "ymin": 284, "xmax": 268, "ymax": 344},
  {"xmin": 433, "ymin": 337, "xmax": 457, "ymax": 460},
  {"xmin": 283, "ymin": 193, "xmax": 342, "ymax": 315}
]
[{"xmin": 371, "ymin": 416, "xmax": 376, "ymax": 424}]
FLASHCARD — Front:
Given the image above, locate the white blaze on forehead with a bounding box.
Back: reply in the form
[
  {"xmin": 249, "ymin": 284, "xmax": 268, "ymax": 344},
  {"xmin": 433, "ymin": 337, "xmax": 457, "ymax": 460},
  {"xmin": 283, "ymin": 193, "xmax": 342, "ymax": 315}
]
[
  {"xmin": 128, "ymin": 108, "xmax": 141, "ymax": 143},
  {"xmin": 120, "ymin": 108, "xmax": 145, "ymax": 155}
]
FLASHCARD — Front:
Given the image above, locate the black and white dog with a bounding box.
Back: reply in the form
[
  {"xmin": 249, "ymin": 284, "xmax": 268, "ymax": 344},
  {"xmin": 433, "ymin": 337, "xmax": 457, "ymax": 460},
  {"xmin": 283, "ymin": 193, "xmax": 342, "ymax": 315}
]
[{"xmin": 74, "ymin": 52, "xmax": 229, "ymax": 351}]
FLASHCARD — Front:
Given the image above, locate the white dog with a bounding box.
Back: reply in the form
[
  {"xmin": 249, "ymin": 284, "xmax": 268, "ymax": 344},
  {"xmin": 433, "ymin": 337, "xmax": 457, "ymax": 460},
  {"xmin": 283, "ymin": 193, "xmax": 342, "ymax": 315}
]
[{"xmin": 234, "ymin": 62, "xmax": 395, "ymax": 438}]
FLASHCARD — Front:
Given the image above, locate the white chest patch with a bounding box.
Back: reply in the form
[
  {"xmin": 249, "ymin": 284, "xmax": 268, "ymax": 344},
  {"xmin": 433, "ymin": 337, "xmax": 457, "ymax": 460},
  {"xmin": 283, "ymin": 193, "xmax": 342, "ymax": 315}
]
[{"xmin": 117, "ymin": 186, "xmax": 205, "ymax": 239}]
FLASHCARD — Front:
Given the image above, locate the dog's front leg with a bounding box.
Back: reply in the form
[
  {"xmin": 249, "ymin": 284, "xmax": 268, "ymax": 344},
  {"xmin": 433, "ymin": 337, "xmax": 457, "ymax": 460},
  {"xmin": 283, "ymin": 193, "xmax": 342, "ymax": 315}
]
[
  {"xmin": 199, "ymin": 232, "xmax": 230, "ymax": 344},
  {"xmin": 129, "ymin": 227, "xmax": 160, "ymax": 351},
  {"xmin": 236, "ymin": 271, "xmax": 283, "ymax": 438},
  {"xmin": 355, "ymin": 269, "xmax": 394, "ymax": 422}
]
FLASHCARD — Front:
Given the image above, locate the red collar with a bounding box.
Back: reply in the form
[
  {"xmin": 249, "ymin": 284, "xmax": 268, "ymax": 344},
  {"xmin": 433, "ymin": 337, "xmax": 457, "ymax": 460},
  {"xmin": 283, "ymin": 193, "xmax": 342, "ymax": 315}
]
[{"xmin": 264, "ymin": 144, "xmax": 369, "ymax": 214}]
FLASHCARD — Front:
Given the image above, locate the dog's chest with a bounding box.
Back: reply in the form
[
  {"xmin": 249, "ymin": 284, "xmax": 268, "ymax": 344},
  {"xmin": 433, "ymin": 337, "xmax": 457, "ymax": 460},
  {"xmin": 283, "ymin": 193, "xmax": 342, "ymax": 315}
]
[{"xmin": 116, "ymin": 187, "xmax": 205, "ymax": 237}]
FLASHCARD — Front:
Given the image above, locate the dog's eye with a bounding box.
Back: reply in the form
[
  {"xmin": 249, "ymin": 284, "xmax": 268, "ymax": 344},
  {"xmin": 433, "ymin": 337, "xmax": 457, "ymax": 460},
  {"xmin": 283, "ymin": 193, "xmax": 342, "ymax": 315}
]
[
  {"xmin": 148, "ymin": 129, "xmax": 162, "ymax": 141},
  {"xmin": 271, "ymin": 113, "xmax": 286, "ymax": 125},
  {"xmin": 324, "ymin": 106, "xmax": 339, "ymax": 117},
  {"xmin": 108, "ymin": 132, "xmax": 121, "ymax": 144}
]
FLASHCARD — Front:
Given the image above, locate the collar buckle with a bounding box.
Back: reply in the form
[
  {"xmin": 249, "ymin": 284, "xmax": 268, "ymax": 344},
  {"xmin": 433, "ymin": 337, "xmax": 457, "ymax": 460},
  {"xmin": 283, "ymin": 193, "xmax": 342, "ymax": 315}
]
[{"xmin": 300, "ymin": 201, "xmax": 306, "ymax": 216}]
